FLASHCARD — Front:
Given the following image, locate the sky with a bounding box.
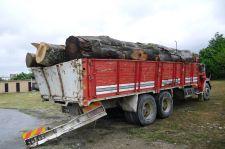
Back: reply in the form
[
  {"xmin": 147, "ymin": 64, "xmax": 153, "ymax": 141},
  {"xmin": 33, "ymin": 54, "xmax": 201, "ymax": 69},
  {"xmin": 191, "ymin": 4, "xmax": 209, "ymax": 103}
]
[{"xmin": 0, "ymin": 0, "xmax": 225, "ymax": 76}]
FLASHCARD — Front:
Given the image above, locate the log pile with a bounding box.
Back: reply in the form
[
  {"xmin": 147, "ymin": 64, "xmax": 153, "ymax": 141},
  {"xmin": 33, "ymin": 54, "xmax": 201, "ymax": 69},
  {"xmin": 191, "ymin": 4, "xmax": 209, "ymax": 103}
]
[{"xmin": 26, "ymin": 36, "xmax": 198, "ymax": 67}]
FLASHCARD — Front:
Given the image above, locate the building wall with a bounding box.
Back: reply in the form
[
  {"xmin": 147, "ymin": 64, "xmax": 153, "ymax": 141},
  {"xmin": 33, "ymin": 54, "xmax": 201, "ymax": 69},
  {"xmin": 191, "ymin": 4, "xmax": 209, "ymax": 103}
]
[
  {"xmin": 20, "ymin": 81, "xmax": 30, "ymax": 92},
  {"xmin": 10, "ymin": 82, "xmax": 17, "ymax": 92},
  {"xmin": 0, "ymin": 83, "xmax": 4, "ymax": 93},
  {"xmin": 0, "ymin": 80, "xmax": 33, "ymax": 93}
]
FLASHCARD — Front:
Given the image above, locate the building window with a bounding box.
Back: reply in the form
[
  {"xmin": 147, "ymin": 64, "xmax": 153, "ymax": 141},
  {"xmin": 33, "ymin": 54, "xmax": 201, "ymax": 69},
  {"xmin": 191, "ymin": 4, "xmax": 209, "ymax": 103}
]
[
  {"xmin": 5, "ymin": 83, "xmax": 8, "ymax": 92},
  {"xmin": 28, "ymin": 82, "xmax": 32, "ymax": 91},
  {"xmin": 16, "ymin": 83, "xmax": 20, "ymax": 92}
]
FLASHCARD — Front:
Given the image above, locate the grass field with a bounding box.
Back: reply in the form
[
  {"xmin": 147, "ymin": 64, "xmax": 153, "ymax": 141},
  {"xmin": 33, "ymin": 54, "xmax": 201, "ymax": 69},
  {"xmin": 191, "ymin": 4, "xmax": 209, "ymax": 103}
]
[
  {"xmin": 0, "ymin": 81, "xmax": 224, "ymax": 148},
  {"xmin": 0, "ymin": 92, "xmax": 61, "ymax": 118},
  {"xmin": 129, "ymin": 80, "xmax": 225, "ymax": 148}
]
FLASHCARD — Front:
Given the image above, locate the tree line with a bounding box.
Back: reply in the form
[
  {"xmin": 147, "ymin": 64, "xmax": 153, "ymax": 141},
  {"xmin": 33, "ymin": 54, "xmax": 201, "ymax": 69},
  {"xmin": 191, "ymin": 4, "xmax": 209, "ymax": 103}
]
[{"xmin": 199, "ymin": 32, "xmax": 225, "ymax": 79}]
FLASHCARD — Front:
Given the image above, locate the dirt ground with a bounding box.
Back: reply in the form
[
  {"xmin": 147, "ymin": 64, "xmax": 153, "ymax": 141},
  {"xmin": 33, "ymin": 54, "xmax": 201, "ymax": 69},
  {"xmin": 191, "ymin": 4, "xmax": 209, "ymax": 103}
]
[{"xmin": 0, "ymin": 80, "xmax": 224, "ymax": 149}]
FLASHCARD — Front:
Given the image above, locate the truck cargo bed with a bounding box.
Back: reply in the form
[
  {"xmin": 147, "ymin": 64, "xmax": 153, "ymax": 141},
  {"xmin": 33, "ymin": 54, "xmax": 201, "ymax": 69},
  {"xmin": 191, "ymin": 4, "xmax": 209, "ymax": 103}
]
[{"xmin": 32, "ymin": 58, "xmax": 201, "ymax": 106}]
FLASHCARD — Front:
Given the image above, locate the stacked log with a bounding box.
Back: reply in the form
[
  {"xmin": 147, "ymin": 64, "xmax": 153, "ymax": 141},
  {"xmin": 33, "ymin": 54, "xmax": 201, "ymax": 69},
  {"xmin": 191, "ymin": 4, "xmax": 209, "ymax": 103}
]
[
  {"xmin": 65, "ymin": 36, "xmax": 161, "ymax": 61},
  {"xmin": 26, "ymin": 35, "xmax": 198, "ymax": 67},
  {"xmin": 25, "ymin": 53, "xmax": 42, "ymax": 67},
  {"xmin": 31, "ymin": 42, "xmax": 66, "ymax": 66}
]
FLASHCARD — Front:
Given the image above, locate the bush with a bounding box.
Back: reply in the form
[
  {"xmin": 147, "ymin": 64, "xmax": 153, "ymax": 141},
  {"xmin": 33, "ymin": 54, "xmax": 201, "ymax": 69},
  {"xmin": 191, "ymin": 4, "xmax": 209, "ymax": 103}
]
[
  {"xmin": 199, "ymin": 32, "xmax": 225, "ymax": 79},
  {"xmin": 11, "ymin": 72, "xmax": 34, "ymax": 80}
]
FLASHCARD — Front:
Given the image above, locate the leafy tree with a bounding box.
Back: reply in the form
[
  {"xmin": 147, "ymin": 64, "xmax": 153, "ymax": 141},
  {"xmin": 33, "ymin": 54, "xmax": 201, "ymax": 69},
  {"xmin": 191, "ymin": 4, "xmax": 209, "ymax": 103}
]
[
  {"xmin": 11, "ymin": 72, "xmax": 34, "ymax": 80},
  {"xmin": 199, "ymin": 32, "xmax": 225, "ymax": 79}
]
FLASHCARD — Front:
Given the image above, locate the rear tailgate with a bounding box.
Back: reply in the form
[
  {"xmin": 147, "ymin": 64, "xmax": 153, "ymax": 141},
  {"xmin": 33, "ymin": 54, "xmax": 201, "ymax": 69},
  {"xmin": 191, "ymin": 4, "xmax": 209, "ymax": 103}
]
[{"xmin": 32, "ymin": 59, "xmax": 83, "ymax": 104}]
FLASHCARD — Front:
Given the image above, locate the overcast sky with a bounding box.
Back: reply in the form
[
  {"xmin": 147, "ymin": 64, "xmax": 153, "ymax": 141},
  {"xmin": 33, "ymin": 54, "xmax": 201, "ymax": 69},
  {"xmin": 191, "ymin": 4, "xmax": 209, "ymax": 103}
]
[{"xmin": 0, "ymin": 0, "xmax": 224, "ymax": 76}]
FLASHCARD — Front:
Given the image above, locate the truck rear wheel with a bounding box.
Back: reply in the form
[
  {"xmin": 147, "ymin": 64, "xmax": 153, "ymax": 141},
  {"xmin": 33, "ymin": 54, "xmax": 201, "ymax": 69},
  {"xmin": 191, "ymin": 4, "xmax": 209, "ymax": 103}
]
[
  {"xmin": 156, "ymin": 91, "xmax": 173, "ymax": 119},
  {"xmin": 125, "ymin": 94, "xmax": 157, "ymax": 126},
  {"xmin": 198, "ymin": 83, "xmax": 211, "ymax": 101},
  {"xmin": 203, "ymin": 83, "xmax": 211, "ymax": 101}
]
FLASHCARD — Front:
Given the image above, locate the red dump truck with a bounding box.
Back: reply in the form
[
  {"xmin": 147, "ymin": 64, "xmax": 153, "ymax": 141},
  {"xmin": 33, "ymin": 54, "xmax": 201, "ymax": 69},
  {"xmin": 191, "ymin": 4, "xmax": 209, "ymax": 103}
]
[{"xmin": 23, "ymin": 58, "xmax": 211, "ymax": 147}]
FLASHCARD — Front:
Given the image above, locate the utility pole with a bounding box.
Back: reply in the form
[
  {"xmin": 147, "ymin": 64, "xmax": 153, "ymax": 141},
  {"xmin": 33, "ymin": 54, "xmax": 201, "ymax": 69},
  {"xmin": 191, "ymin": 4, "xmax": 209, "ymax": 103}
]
[{"xmin": 175, "ymin": 40, "xmax": 177, "ymax": 52}]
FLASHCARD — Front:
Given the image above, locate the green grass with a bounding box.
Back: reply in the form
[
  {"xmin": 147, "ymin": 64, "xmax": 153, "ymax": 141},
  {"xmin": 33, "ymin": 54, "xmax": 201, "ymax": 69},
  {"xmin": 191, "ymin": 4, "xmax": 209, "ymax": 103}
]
[
  {"xmin": 0, "ymin": 92, "xmax": 61, "ymax": 117},
  {"xmin": 0, "ymin": 81, "xmax": 224, "ymax": 148},
  {"xmin": 128, "ymin": 80, "xmax": 225, "ymax": 148}
]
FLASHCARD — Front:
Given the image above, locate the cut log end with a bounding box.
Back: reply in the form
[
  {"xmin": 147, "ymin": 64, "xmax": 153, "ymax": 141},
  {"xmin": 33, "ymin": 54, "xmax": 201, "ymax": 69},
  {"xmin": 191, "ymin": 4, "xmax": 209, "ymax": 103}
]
[
  {"xmin": 131, "ymin": 49, "xmax": 148, "ymax": 60},
  {"xmin": 36, "ymin": 42, "xmax": 49, "ymax": 63},
  {"xmin": 26, "ymin": 53, "xmax": 40, "ymax": 67}
]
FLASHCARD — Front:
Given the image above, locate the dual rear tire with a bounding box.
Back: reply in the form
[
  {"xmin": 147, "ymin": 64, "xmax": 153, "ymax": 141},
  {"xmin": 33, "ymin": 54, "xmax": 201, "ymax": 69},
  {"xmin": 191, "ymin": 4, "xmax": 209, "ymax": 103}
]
[
  {"xmin": 125, "ymin": 91, "xmax": 173, "ymax": 126},
  {"xmin": 156, "ymin": 91, "xmax": 173, "ymax": 119}
]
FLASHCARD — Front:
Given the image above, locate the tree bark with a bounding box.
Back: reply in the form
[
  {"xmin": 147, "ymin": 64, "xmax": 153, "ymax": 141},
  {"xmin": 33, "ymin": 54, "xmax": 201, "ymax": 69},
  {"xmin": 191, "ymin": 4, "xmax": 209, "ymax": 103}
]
[
  {"xmin": 65, "ymin": 36, "xmax": 160, "ymax": 61},
  {"xmin": 65, "ymin": 35, "xmax": 197, "ymax": 62},
  {"xmin": 30, "ymin": 36, "xmax": 196, "ymax": 67},
  {"xmin": 25, "ymin": 53, "xmax": 43, "ymax": 67},
  {"xmin": 32, "ymin": 42, "xmax": 66, "ymax": 66}
]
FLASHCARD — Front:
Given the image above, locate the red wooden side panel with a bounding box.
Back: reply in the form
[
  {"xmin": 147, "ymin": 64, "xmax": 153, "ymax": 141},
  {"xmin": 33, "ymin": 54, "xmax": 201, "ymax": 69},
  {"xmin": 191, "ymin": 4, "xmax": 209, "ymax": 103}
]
[
  {"xmin": 83, "ymin": 59, "xmax": 158, "ymax": 102},
  {"xmin": 118, "ymin": 61, "xmax": 136, "ymax": 94},
  {"xmin": 82, "ymin": 59, "xmax": 202, "ymax": 105},
  {"xmin": 192, "ymin": 63, "xmax": 198, "ymax": 84},
  {"xmin": 94, "ymin": 60, "xmax": 118, "ymax": 98},
  {"xmin": 84, "ymin": 59, "xmax": 138, "ymax": 100},
  {"xmin": 139, "ymin": 61, "xmax": 157, "ymax": 92},
  {"xmin": 161, "ymin": 62, "xmax": 174, "ymax": 88},
  {"xmin": 175, "ymin": 63, "xmax": 183, "ymax": 86},
  {"xmin": 185, "ymin": 63, "xmax": 192, "ymax": 85},
  {"xmin": 95, "ymin": 60, "xmax": 117, "ymax": 86},
  {"xmin": 184, "ymin": 63, "xmax": 198, "ymax": 85}
]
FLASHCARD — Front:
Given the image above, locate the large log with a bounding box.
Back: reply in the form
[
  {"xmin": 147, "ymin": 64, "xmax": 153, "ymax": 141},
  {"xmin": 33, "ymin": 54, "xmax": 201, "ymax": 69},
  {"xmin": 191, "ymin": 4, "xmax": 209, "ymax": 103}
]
[
  {"xmin": 25, "ymin": 53, "xmax": 42, "ymax": 67},
  {"xmin": 65, "ymin": 35, "xmax": 197, "ymax": 62},
  {"xmin": 32, "ymin": 42, "xmax": 66, "ymax": 66},
  {"xmin": 65, "ymin": 36, "xmax": 127, "ymax": 60},
  {"xmin": 31, "ymin": 36, "xmax": 197, "ymax": 67},
  {"xmin": 65, "ymin": 36, "xmax": 160, "ymax": 61},
  {"xmin": 177, "ymin": 50, "xmax": 195, "ymax": 62}
]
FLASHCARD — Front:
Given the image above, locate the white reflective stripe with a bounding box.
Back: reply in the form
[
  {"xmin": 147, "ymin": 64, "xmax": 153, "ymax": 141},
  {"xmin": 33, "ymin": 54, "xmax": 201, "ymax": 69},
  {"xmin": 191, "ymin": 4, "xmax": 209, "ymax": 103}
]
[
  {"xmin": 161, "ymin": 78, "xmax": 182, "ymax": 86},
  {"xmin": 119, "ymin": 83, "xmax": 135, "ymax": 92},
  {"xmin": 185, "ymin": 77, "xmax": 198, "ymax": 83},
  {"xmin": 140, "ymin": 81, "xmax": 155, "ymax": 88},
  {"xmin": 119, "ymin": 83, "xmax": 135, "ymax": 86},
  {"xmin": 185, "ymin": 77, "xmax": 191, "ymax": 83},
  {"xmin": 96, "ymin": 81, "xmax": 156, "ymax": 94},
  {"xmin": 140, "ymin": 81, "xmax": 155, "ymax": 85},
  {"xmin": 162, "ymin": 79, "xmax": 173, "ymax": 82},
  {"xmin": 140, "ymin": 85, "xmax": 154, "ymax": 89},
  {"xmin": 119, "ymin": 88, "xmax": 134, "ymax": 91},
  {"xmin": 193, "ymin": 77, "xmax": 198, "ymax": 82},
  {"xmin": 162, "ymin": 79, "xmax": 173, "ymax": 85},
  {"xmin": 96, "ymin": 84, "xmax": 117, "ymax": 89},
  {"xmin": 140, "ymin": 81, "xmax": 155, "ymax": 89},
  {"xmin": 96, "ymin": 90, "xmax": 117, "ymax": 95},
  {"xmin": 175, "ymin": 78, "xmax": 181, "ymax": 83}
]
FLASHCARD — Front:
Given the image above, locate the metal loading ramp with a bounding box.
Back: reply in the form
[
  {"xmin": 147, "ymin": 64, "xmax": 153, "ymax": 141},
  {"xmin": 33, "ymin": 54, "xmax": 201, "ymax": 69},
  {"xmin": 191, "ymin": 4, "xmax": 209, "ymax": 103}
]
[{"xmin": 23, "ymin": 105, "xmax": 107, "ymax": 148}]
